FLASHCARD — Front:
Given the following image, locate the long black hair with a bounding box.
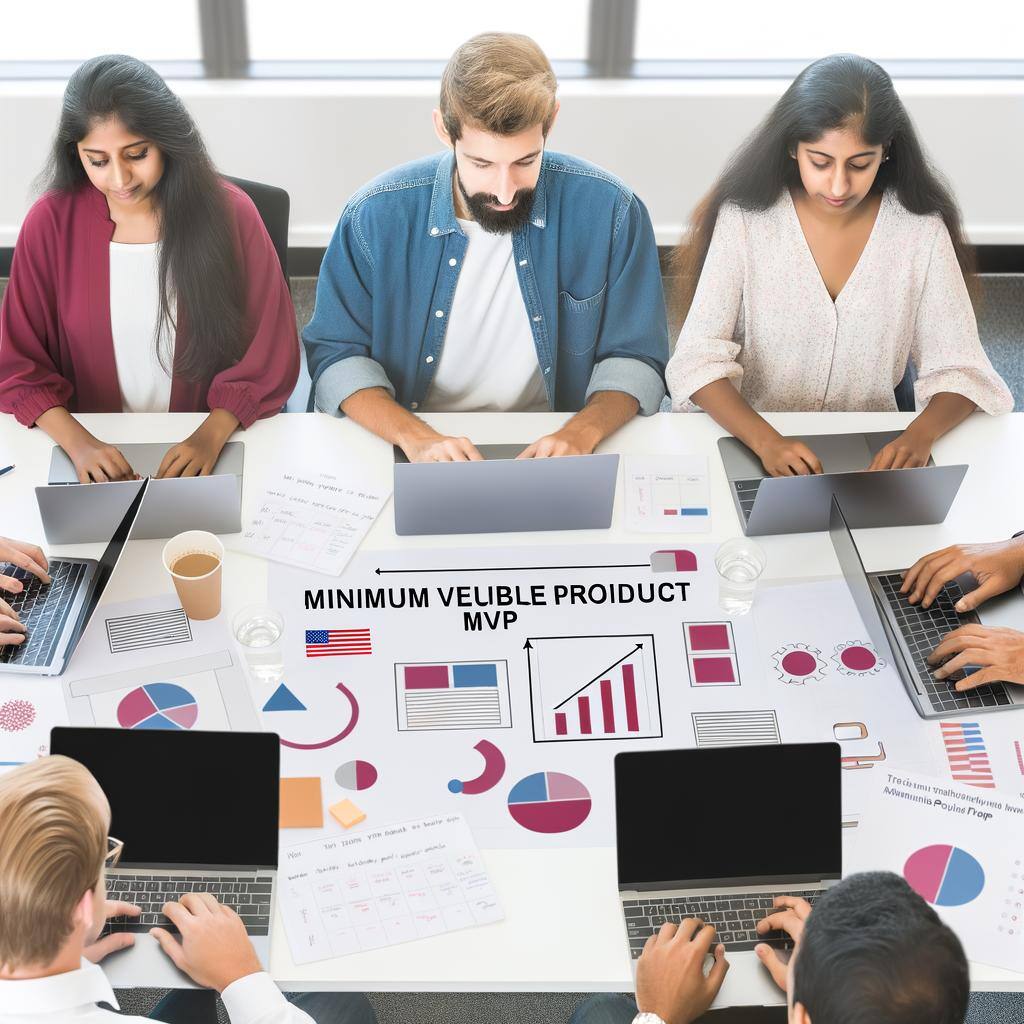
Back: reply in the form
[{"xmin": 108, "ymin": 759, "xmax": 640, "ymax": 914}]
[
  {"xmin": 673, "ymin": 54, "xmax": 975, "ymax": 321},
  {"xmin": 40, "ymin": 54, "xmax": 245, "ymax": 382}
]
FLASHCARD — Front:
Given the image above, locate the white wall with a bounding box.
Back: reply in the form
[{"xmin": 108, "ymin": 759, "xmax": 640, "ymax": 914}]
[{"xmin": 2, "ymin": 78, "xmax": 1023, "ymax": 250}]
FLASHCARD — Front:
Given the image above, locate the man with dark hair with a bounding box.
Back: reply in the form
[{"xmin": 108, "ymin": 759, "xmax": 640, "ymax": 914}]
[{"xmin": 571, "ymin": 872, "xmax": 970, "ymax": 1024}]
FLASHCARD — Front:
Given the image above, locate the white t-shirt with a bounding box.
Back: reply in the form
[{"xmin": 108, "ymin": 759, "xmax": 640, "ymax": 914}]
[
  {"xmin": 109, "ymin": 241, "xmax": 174, "ymax": 413},
  {"xmin": 420, "ymin": 218, "xmax": 548, "ymax": 412}
]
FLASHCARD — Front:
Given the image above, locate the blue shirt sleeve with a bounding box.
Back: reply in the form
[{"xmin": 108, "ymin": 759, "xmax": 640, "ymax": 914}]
[{"xmin": 585, "ymin": 193, "xmax": 668, "ymax": 416}]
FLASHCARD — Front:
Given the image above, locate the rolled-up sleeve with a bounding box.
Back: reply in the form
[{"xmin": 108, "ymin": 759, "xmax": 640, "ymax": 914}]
[
  {"xmin": 207, "ymin": 191, "xmax": 301, "ymax": 427},
  {"xmin": 303, "ymin": 202, "xmax": 393, "ymax": 416},
  {"xmin": 911, "ymin": 221, "xmax": 1013, "ymax": 415},
  {"xmin": 665, "ymin": 203, "xmax": 746, "ymax": 412},
  {"xmin": 0, "ymin": 203, "xmax": 74, "ymax": 426},
  {"xmin": 585, "ymin": 194, "xmax": 668, "ymax": 417}
]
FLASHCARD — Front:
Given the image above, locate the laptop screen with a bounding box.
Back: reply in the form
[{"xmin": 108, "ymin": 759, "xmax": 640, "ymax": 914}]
[
  {"xmin": 50, "ymin": 727, "xmax": 279, "ymax": 869},
  {"xmin": 615, "ymin": 743, "xmax": 841, "ymax": 890}
]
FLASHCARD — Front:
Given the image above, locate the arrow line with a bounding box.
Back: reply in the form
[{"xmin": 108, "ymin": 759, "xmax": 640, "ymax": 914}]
[
  {"xmin": 376, "ymin": 563, "xmax": 648, "ymax": 575},
  {"xmin": 551, "ymin": 643, "xmax": 644, "ymax": 710}
]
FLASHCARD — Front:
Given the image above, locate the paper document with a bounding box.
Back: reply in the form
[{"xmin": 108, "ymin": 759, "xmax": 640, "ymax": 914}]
[
  {"xmin": 237, "ymin": 462, "xmax": 390, "ymax": 576},
  {"xmin": 279, "ymin": 813, "xmax": 503, "ymax": 964},
  {"xmin": 624, "ymin": 455, "xmax": 711, "ymax": 533},
  {"xmin": 848, "ymin": 769, "xmax": 1024, "ymax": 972}
]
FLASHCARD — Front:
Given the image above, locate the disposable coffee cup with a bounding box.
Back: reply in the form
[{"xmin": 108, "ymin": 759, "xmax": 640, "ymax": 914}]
[{"xmin": 162, "ymin": 530, "xmax": 224, "ymax": 621}]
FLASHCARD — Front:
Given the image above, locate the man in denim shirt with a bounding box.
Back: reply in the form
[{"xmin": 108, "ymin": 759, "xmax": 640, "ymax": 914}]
[{"xmin": 304, "ymin": 33, "xmax": 668, "ymax": 462}]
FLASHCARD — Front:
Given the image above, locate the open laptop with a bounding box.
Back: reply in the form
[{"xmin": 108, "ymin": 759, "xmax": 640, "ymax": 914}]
[
  {"xmin": 719, "ymin": 432, "xmax": 966, "ymax": 536},
  {"xmin": 0, "ymin": 478, "xmax": 147, "ymax": 676},
  {"xmin": 829, "ymin": 495, "xmax": 1024, "ymax": 719},
  {"xmin": 393, "ymin": 445, "xmax": 619, "ymax": 535},
  {"xmin": 50, "ymin": 726, "xmax": 279, "ymax": 988},
  {"xmin": 39, "ymin": 441, "xmax": 245, "ymax": 543},
  {"xmin": 615, "ymin": 743, "xmax": 841, "ymax": 1007}
]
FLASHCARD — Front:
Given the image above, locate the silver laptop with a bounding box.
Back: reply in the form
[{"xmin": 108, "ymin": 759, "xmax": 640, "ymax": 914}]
[
  {"xmin": 0, "ymin": 479, "xmax": 147, "ymax": 676},
  {"xmin": 719, "ymin": 432, "xmax": 967, "ymax": 536},
  {"xmin": 50, "ymin": 727, "xmax": 279, "ymax": 988},
  {"xmin": 615, "ymin": 744, "xmax": 841, "ymax": 1007},
  {"xmin": 830, "ymin": 496, "xmax": 1024, "ymax": 719},
  {"xmin": 39, "ymin": 441, "xmax": 245, "ymax": 543},
  {"xmin": 393, "ymin": 445, "xmax": 619, "ymax": 535}
]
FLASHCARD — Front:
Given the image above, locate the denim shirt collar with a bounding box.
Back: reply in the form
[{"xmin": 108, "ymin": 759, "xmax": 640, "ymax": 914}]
[{"xmin": 426, "ymin": 150, "xmax": 549, "ymax": 239}]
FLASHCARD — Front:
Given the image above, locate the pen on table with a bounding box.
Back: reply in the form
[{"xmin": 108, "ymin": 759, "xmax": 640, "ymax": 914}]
[{"xmin": 0, "ymin": 465, "xmax": 14, "ymax": 478}]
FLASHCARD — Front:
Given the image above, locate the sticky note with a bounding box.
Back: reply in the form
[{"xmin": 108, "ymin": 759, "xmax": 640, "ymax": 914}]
[
  {"xmin": 329, "ymin": 798, "xmax": 366, "ymax": 829},
  {"xmin": 688, "ymin": 624, "xmax": 731, "ymax": 651},
  {"xmin": 692, "ymin": 656, "xmax": 736, "ymax": 684},
  {"xmin": 279, "ymin": 777, "xmax": 323, "ymax": 828}
]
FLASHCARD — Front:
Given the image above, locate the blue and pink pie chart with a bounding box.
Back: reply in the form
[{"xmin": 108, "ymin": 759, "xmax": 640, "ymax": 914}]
[
  {"xmin": 903, "ymin": 844, "xmax": 985, "ymax": 907},
  {"xmin": 117, "ymin": 683, "xmax": 198, "ymax": 731}
]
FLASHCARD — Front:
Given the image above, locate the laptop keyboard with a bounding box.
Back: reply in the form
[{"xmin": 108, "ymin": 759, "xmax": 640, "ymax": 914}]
[
  {"xmin": 733, "ymin": 479, "xmax": 761, "ymax": 523},
  {"xmin": 0, "ymin": 561, "xmax": 87, "ymax": 667},
  {"xmin": 104, "ymin": 873, "xmax": 273, "ymax": 937},
  {"xmin": 623, "ymin": 890, "xmax": 820, "ymax": 958},
  {"xmin": 876, "ymin": 573, "xmax": 1013, "ymax": 714}
]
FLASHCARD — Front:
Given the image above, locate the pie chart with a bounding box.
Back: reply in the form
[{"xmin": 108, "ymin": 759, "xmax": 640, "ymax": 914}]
[
  {"xmin": 117, "ymin": 683, "xmax": 198, "ymax": 731},
  {"xmin": 335, "ymin": 759, "xmax": 378, "ymax": 791},
  {"xmin": 904, "ymin": 844, "xmax": 985, "ymax": 907},
  {"xmin": 507, "ymin": 771, "xmax": 591, "ymax": 834}
]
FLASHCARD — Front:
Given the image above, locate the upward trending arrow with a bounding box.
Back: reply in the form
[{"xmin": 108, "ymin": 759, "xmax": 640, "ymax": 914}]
[{"xmin": 552, "ymin": 644, "xmax": 644, "ymax": 711}]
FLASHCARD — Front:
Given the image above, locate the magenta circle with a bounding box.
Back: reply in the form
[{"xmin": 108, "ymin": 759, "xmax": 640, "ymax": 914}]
[
  {"xmin": 781, "ymin": 651, "xmax": 818, "ymax": 677},
  {"xmin": 840, "ymin": 645, "xmax": 876, "ymax": 671}
]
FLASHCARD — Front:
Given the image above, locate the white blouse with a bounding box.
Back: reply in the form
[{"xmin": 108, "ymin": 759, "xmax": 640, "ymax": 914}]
[
  {"xmin": 666, "ymin": 190, "xmax": 1013, "ymax": 415},
  {"xmin": 109, "ymin": 241, "xmax": 173, "ymax": 413}
]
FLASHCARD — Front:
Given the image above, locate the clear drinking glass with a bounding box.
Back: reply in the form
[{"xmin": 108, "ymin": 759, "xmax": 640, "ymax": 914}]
[
  {"xmin": 715, "ymin": 538, "xmax": 767, "ymax": 615},
  {"xmin": 232, "ymin": 604, "xmax": 285, "ymax": 683}
]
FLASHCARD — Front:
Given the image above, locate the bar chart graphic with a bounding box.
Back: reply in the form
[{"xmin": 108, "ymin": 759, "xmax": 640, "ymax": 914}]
[
  {"xmin": 395, "ymin": 660, "xmax": 512, "ymax": 732},
  {"xmin": 940, "ymin": 721, "xmax": 996, "ymax": 789},
  {"xmin": 525, "ymin": 634, "xmax": 661, "ymax": 743}
]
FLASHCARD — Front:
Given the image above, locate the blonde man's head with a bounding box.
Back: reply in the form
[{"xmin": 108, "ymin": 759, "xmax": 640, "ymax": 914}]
[
  {"xmin": 439, "ymin": 33, "xmax": 558, "ymax": 141},
  {"xmin": 0, "ymin": 756, "xmax": 109, "ymax": 972}
]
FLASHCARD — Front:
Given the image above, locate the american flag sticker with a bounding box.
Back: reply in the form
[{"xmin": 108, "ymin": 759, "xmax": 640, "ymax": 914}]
[
  {"xmin": 940, "ymin": 721, "xmax": 996, "ymax": 789},
  {"xmin": 305, "ymin": 628, "xmax": 373, "ymax": 657},
  {"xmin": 105, "ymin": 608, "xmax": 193, "ymax": 654}
]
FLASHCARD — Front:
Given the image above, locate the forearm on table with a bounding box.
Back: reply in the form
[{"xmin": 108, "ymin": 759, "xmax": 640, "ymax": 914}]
[
  {"xmin": 690, "ymin": 379, "xmax": 778, "ymax": 453},
  {"xmin": 908, "ymin": 392, "xmax": 977, "ymax": 442},
  {"xmin": 561, "ymin": 390, "xmax": 639, "ymax": 449},
  {"xmin": 34, "ymin": 406, "xmax": 91, "ymax": 448},
  {"xmin": 340, "ymin": 387, "xmax": 442, "ymax": 450}
]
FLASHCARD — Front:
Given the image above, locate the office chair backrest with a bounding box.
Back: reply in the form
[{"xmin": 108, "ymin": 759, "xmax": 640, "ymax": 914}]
[{"xmin": 223, "ymin": 175, "xmax": 290, "ymax": 283}]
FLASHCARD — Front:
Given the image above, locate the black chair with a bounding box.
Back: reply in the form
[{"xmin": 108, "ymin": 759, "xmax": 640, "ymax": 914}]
[
  {"xmin": 894, "ymin": 361, "xmax": 917, "ymax": 412},
  {"xmin": 224, "ymin": 175, "xmax": 290, "ymax": 283}
]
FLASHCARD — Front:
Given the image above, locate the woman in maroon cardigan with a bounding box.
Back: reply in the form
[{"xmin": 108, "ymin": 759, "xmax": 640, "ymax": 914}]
[{"xmin": 0, "ymin": 55, "xmax": 299, "ymax": 481}]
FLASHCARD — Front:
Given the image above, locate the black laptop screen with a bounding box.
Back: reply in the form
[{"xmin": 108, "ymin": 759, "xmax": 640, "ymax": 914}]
[
  {"xmin": 50, "ymin": 728, "xmax": 279, "ymax": 868},
  {"xmin": 615, "ymin": 743, "xmax": 842, "ymax": 888}
]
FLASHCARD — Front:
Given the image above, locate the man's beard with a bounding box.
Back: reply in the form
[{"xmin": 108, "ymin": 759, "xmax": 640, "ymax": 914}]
[{"xmin": 456, "ymin": 172, "xmax": 535, "ymax": 235}]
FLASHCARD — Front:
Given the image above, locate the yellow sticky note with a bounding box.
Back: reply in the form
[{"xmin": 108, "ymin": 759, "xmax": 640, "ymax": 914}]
[
  {"xmin": 279, "ymin": 777, "xmax": 323, "ymax": 828},
  {"xmin": 329, "ymin": 798, "xmax": 366, "ymax": 829}
]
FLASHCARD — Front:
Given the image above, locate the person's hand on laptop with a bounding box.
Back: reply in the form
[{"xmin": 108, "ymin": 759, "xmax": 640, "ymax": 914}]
[
  {"xmin": 83, "ymin": 899, "xmax": 142, "ymax": 963},
  {"xmin": 35, "ymin": 409, "xmax": 137, "ymax": 482},
  {"xmin": 753, "ymin": 434, "xmax": 823, "ymax": 477},
  {"xmin": 753, "ymin": 895, "xmax": 812, "ymax": 993},
  {"xmin": 928, "ymin": 624, "xmax": 1024, "ymax": 689},
  {"xmin": 866, "ymin": 425, "xmax": 933, "ymax": 472},
  {"xmin": 156, "ymin": 409, "xmax": 239, "ymax": 478},
  {"xmin": 401, "ymin": 431, "xmax": 484, "ymax": 462},
  {"xmin": 516, "ymin": 426, "xmax": 596, "ymax": 459},
  {"xmin": 634, "ymin": 919, "xmax": 729, "ymax": 1024},
  {"xmin": 0, "ymin": 538, "xmax": 51, "ymax": 645},
  {"xmin": 901, "ymin": 537, "xmax": 1024, "ymax": 611},
  {"xmin": 151, "ymin": 892, "xmax": 263, "ymax": 992}
]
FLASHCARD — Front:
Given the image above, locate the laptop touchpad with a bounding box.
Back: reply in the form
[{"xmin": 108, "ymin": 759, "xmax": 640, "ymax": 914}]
[{"xmin": 797, "ymin": 434, "xmax": 873, "ymax": 473}]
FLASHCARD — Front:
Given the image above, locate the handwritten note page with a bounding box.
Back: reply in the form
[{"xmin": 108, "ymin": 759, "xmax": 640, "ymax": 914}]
[
  {"xmin": 238, "ymin": 462, "xmax": 391, "ymax": 576},
  {"xmin": 278, "ymin": 813, "xmax": 503, "ymax": 964}
]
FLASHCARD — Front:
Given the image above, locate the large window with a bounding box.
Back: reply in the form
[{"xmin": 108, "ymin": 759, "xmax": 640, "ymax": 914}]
[{"xmin": 0, "ymin": 0, "xmax": 1019, "ymax": 78}]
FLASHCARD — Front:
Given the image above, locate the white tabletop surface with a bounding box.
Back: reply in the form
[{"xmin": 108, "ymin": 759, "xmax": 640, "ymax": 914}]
[{"xmin": 3, "ymin": 408, "xmax": 1023, "ymax": 996}]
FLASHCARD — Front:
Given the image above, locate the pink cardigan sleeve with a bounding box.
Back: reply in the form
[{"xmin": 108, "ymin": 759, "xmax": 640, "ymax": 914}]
[
  {"xmin": 0, "ymin": 199, "xmax": 75, "ymax": 426},
  {"xmin": 205, "ymin": 186, "xmax": 300, "ymax": 427}
]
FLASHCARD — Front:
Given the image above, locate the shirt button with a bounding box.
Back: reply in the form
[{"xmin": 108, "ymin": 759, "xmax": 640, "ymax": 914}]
[
  {"xmin": 518, "ymin": 259, "xmax": 528, "ymax": 266},
  {"xmin": 426, "ymin": 355, "xmax": 434, "ymax": 364},
  {"xmin": 449, "ymin": 258, "xmax": 457, "ymax": 267},
  {"xmin": 532, "ymin": 315, "xmax": 542, "ymax": 322},
  {"xmin": 544, "ymin": 367, "xmax": 551, "ymax": 374},
  {"xmin": 435, "ymin": 310, "xmax": 444, "ymax": 318},
  {"xmin": 410, "ymin": 401, "xmax": 419, "ymax": 409},
  {"xmin": 430, "ymin": 227, "xmax": 439, "ymax": 236}
]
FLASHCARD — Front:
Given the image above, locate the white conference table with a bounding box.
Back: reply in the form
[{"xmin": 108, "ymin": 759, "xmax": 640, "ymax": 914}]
[{"xmin": 2, "ymin": 408, "xmax": 1023, "ymax": 998}]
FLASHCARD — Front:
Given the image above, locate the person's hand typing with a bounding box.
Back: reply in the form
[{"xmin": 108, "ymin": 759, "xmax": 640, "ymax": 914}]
[
  {"xmin": 635, "ymin": 919, "xmax": 729, "ymax": 1024},
  {"xmin": 866, "ymin": 425, "xmax": 934, "ymax": 471},
  {"xmin": 901, "ymin": 538, "xmax": 1024, "ymax": 611},
  {"xmin": 753, "ymin": 435, "xmax": 823, "ymax": 477},
  {"xmin": 151, "ymin": 892, "xmax": 263, "ymax": 992},
  {"xmin": 402, "ymin": 434, "xmax": 484, "ymax": 462},
  {"xmin": 517, "ymin": 423, "xmax": 599, "ymax": 459},
  {"xmin": 754, "ymin": 895, "xmax": 813, "ymax": 993},
  {"xmin": 156, "ymin": 410, "xmax": 238, "ymax": 478},
  {"xmin": 84, "ymin": 900, "xmax": 142, "ymax": 963},
  {"xmin": 929, "ymin": 624, "xmax": 1024, "ymax": 690}
]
